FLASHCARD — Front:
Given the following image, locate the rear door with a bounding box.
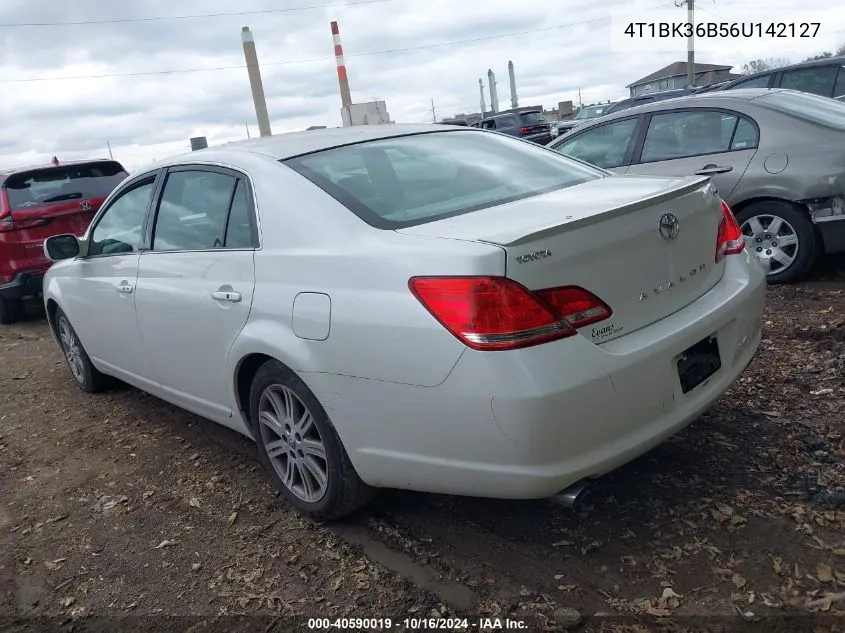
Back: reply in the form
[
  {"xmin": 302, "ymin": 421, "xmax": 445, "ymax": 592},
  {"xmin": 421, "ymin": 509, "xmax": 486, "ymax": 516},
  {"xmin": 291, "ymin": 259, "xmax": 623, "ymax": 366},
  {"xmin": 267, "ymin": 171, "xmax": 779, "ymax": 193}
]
[
  {"xmin": 624, "ymin": 108, "xmax": 759, "ymax": 199},
  {"xmin": 134, "ymin": 166, "xmax": 258, "ymax": 421},
  {"xmin": 0, "ymin": 161, "xmax": 128, "ymax": 270}
]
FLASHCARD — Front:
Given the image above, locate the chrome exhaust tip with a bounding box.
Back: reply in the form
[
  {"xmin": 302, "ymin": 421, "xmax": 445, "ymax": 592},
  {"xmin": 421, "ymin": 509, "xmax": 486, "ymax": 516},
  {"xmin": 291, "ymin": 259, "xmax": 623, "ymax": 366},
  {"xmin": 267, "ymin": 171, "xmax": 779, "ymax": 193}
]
[{"xmin": 549, "ymin": 479, "xmax": 590, "ymax": 508}]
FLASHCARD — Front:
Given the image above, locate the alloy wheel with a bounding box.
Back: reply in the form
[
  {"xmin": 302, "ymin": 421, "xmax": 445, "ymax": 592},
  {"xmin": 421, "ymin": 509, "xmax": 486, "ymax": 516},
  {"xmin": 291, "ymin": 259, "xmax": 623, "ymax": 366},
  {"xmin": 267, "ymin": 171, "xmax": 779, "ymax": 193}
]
[
  {"xmin": 257, "ymin": 384, "xmax": 328, "ymax": 503},
  {"xmin": 740, "ymin": 214, "xmax": 799, "ymax": 276},
  {"xmin": 58, "ymin": 316, "xmax": 85, "ymax": 383}
]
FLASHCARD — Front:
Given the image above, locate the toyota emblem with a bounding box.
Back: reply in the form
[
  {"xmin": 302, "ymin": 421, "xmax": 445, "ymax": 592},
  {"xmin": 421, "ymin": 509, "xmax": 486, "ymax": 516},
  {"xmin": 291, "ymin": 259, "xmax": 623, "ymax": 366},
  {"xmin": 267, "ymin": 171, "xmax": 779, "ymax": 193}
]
[{"xmin": 658, "ymin": 213, "xmax": 680, "ymax": 240}]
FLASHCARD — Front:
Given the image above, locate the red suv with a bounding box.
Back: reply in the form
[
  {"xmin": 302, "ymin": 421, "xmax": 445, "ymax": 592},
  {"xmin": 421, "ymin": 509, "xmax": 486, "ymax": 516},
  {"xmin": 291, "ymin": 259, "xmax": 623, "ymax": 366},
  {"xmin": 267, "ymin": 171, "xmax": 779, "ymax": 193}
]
[{"xmin": 0, "ymin": 158, "xmax": 128, "ymax": 324}]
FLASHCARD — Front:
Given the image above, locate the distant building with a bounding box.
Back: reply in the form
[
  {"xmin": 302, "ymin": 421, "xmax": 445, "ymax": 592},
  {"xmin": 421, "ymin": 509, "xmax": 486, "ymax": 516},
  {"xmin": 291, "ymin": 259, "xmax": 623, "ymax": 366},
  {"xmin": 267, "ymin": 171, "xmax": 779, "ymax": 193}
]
[
  {"xmin": 341, "ymin": 101, "xmax": 393, "ymax": 126},
  {"xmin": 627, "ymin": 61, "xmax": 743, "ymax": 97}
]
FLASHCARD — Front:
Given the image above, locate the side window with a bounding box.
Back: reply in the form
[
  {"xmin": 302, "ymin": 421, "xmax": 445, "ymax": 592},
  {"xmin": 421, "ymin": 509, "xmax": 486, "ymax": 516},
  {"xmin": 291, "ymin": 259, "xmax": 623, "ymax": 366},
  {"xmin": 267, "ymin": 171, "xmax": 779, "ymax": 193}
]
[
  {"xmin": 728, "ymin": 74, "xmax": 772, "ymax": 90},
  {"xmin": 553, "ymin": 118, "xmax": 639, "ymax": 169},
  {"xmin": 833, "ymin": 66, "xmax": 845, "ymax": 98},
  {"xmin": 89, "ymin": 178, "xmax": 155, "ymax": 256},
  {"xmin": 224, "ymin": 180, "xmax": 255, "ymax": 249},
  {"xmin": 481, "ymin": 120, "xmax": 496, "ymax": 130},
  {"xmin": 730, "ymin": 117, "xmax": 759, "ymax": 150},
  {"xmin": 152, "ymin": 170, "xmax": 237, "ymax": 251},
  {"xmin": 641, "ymin": 110, "xmax": 737, "ymax": 162},
  {"xmin": 780, "ymin": 66, "xmax": 838, "ymax": 97}
]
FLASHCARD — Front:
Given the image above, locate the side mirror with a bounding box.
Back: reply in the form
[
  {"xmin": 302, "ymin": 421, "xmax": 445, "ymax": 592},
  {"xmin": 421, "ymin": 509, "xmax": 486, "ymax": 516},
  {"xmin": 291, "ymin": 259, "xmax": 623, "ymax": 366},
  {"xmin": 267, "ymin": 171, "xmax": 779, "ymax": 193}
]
[{"xmin": 44, "ymin": 234, "xmax": 81, "ymax": 261}]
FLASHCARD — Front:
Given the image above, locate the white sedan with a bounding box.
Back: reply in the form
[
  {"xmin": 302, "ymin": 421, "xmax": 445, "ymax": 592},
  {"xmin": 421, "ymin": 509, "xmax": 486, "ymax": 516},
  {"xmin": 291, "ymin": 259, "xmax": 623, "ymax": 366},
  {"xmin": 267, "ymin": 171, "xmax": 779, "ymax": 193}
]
[{"xmin": 42, "ymin": 125, "xmax": 765, "ymax": 520}]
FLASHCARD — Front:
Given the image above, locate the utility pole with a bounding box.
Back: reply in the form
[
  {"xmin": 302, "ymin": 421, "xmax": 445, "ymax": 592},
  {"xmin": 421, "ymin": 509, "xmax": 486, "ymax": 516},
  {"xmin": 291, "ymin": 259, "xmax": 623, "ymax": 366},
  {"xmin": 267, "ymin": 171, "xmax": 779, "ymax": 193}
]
[
  {"xmin": 245, "ymin": 123, "xmax": 251, "ymax": 139},
  {"xmin": 678, "ymin": 0, "xmax": 695, "ymax": 87},
  {"xmin": 106, "ymin": 139, "xmax": 113, "ymax": 160},
  {"xmin": 431, "ymin": 98, "xmax": 437, "ymax": 123},
  {"xmin": 577, "ymin": 88, "xmax": 583, "ymax": 109},
  {"xmin": 241, "ymin": 26, "xmax": 272, "ymax": 137}
]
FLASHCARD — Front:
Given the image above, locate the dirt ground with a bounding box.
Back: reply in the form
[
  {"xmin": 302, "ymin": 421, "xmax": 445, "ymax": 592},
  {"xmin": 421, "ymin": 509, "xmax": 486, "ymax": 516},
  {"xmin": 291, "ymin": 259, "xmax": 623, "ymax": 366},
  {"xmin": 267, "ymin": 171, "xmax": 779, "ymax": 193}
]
[{"xmin": 1, "ymin": 257, "xmax": 844, "ymax": 633}]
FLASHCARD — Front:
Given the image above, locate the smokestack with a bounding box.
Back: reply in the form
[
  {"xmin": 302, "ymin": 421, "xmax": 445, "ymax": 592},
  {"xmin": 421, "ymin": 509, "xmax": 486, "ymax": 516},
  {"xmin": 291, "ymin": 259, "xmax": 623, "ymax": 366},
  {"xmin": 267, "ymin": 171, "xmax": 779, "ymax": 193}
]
[
  {"xmin": 331, "ymin": 21, "xmax": 352, "ymax": 108},
  {"xmin": 241, "ymin": 27, "xmax": 272, "ymax": 137},
  {"xmin": 508, "ymin": 60, "xmax": 518, "ymax": 110},
  {"xmin": 488, "ymin": 69, "xmax": 499, "ymax": 113},
  {"xmin": 478, "ymin": 78, "xmax": 486, "ymax": 114}
]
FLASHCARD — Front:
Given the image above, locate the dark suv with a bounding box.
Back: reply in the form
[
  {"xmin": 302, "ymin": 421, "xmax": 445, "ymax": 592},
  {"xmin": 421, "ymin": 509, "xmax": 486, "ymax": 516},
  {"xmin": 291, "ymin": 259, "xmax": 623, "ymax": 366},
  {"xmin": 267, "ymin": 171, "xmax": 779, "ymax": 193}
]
[
  {"xmin": 709, "ymin": 56, "xmax": 845, "ymax": 99},
  {"xmin": 0, "ymin": 158, "xmax": 128, "ymax": 324},
  {"xmin": 476, "ymin": 110, "xmax": 552, "ymax": 144}
]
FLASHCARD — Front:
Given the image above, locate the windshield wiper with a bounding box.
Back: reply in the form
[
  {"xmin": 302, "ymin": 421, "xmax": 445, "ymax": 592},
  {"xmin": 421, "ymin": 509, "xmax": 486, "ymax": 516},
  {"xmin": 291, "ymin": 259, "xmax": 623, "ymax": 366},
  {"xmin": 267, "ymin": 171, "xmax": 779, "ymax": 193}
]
[{"xmin": 42, "ymin": 192, "xmax": 83, "ymax": 203}]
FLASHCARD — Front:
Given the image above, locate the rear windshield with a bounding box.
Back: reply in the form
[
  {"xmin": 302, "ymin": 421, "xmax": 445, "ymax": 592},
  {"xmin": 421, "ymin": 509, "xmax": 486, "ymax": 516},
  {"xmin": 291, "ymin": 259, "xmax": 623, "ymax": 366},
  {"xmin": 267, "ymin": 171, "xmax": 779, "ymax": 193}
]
[
  {"xmin": 519, "ymin": 112, "xmax": 547, "ymax": 125},
  {"xmin": 283, "ymin": 130, "xmax": 602, "ymax": 229},
  {"xmin": 3, "ymin": 161, "xmax": 128, "ymax": 211},
  {"xmin": 756, "ymin": 91, "xmax": 845, "ymax": 129}
]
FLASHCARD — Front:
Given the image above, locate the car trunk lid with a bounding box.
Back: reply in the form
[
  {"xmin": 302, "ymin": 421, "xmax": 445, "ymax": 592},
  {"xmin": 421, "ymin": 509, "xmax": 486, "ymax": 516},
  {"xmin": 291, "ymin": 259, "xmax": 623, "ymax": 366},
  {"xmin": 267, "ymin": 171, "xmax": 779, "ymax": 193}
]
[{"xmin": 397, "ymin": 175, "xmax": 725, "ymax": 343}]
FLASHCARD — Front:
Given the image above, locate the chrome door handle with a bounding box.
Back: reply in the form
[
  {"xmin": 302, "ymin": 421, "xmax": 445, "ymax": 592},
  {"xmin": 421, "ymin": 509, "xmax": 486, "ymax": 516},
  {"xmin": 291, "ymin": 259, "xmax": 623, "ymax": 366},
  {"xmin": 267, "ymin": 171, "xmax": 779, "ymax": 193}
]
[
  {"xmin": 211, "ymin": 290, "xmax": 242, "ymax": 303},
  {"xmin": 116, "ymin": 282, "xmax": 134, "ymax": 294},
  {"xmin": 695, "ymin": 164, "xmax": 733, "ymax": 176}
]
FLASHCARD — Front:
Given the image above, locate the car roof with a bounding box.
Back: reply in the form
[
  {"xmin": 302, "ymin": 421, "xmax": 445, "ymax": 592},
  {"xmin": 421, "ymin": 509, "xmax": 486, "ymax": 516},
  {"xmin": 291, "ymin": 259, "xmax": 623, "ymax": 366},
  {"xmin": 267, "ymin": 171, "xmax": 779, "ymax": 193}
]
[
  {"xmin": 560, "ymin": 88, "xmax": 792, "ymax": 132},
  {"xmin": 0, "ymin": 158, "xmax": 122, "ymax": 185},
  {"xmin": 187, "ymin": 124, "xmax": 462, "ymax": 163}
]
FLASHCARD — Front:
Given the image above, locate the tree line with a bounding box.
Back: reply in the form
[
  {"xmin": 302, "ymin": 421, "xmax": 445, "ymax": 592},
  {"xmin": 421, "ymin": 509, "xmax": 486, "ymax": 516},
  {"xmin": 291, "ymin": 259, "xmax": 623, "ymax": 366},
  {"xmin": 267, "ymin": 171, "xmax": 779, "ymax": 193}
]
[{"xmin": 740, "ymin": 43, "xmax": 845, "ymax": 74}]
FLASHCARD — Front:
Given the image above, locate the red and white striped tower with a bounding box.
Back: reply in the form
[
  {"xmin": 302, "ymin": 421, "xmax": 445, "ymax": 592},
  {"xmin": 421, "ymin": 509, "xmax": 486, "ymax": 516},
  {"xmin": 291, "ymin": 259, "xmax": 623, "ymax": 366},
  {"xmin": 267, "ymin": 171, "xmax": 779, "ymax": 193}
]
[{"xmin": 330, "ymin": 21, "xmax": 352, "ymax": 109}]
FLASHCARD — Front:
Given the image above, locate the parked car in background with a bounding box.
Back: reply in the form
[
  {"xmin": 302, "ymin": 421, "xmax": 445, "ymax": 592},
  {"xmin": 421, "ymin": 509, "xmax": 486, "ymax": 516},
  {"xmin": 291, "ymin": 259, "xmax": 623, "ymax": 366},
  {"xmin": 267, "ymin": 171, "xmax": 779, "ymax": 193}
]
[
  {"xmin": 476, "ymin": 110, "xmax": 552, "ymax": 144},
  {"xmin": 705, "ymin": 56, "xmax": 845, "ymax": 99},
  {"xmin": 605, "ymin": 88, "xmax": 701, "ymax": 114},
  {"xmin": 554, "ymin": 102, "xmax": 618, "ymax": 135},
  {"xmin": 0, "ymin": 158, "xmax": 128, "ymax": 323},
  {"xmin": 42, "ymin": 125, "xmax": 763, "ymax": 520},
  {"xmin": 548, "ymin": 89, "xmax": 845, "ymax": 283}
]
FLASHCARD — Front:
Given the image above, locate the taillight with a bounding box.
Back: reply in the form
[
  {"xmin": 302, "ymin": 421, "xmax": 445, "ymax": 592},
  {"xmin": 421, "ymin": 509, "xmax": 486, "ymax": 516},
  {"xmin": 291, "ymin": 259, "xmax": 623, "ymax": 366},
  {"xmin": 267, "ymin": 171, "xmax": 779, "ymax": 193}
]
[
  {"xmin": 0, "ymin": 188, "xmax": 12, "ymax": 232},
  {"xmin": 408, "ymin": 276, "xmax": 611, "ymax": 351},
  {"xmin": 519, "ymin": 127, "xmax": 531, "ymax": 134},
  {"xmin": 716, "ymin": 199, "xmax": 745, "ymax": 262},
  {"xmin": 535, "ymin": 286, "xmax": 612, "ymax": 328}
]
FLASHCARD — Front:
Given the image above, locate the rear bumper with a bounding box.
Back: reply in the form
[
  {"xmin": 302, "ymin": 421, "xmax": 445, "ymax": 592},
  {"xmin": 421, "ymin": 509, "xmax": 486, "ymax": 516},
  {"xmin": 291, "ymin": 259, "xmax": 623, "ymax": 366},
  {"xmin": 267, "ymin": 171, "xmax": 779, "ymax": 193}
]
[
  {"xmin": 0, "ymin": 270, "xmax": 45, "ymax": 300},
  {"xmin": 305, "ymin": 252, "xmax": 766, "ymax": 499},
  {"xmin": 524, "ymin": 133, "xmax": 552, "ymax": 145},
  {"xmin": 816, "ymin": 217, "xmax": 845, "ymax": 254}
]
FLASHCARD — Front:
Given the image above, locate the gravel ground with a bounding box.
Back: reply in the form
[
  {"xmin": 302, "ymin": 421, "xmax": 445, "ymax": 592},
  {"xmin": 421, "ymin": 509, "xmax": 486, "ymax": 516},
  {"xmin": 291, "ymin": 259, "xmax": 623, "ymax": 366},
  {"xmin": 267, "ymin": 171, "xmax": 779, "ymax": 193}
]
[{"xmin": 0, "ymin": 257, "xmax": 843, "ymax": 633}]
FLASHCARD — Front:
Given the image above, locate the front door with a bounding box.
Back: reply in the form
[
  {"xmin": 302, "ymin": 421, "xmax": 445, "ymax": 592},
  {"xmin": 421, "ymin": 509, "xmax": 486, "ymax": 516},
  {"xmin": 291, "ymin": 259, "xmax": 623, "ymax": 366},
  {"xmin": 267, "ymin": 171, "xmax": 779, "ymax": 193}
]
[
  {"xmin": 624, "ymin": 108, "xmax": 759, "ymax": 200},
  {"xmin": 60, "ymin": 175, "xmax": 159, "ymax": 387},
  {"xmin": 134, "ymin": 167, "xmax": 258, "ymax": 421}
]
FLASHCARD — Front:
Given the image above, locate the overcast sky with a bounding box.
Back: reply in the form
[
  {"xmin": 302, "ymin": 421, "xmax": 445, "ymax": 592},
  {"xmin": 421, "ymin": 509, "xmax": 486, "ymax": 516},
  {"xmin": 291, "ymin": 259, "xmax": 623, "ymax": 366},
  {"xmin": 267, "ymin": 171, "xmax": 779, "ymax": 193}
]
[{"xmin": 1, "ymin": 0, "xmax": 842, "ymax": 171}]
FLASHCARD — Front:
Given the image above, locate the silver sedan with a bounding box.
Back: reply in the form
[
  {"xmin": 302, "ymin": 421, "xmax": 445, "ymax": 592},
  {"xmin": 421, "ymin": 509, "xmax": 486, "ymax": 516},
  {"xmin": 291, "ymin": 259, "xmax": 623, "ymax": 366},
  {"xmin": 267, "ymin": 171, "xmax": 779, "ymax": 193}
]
[
  {"xmin": 548, "ymin": 89, "xmax": 845, "ymax": 283},
  {"xmin": 41, "ymin": 125, "xmax": 764, "ymax": 520}
]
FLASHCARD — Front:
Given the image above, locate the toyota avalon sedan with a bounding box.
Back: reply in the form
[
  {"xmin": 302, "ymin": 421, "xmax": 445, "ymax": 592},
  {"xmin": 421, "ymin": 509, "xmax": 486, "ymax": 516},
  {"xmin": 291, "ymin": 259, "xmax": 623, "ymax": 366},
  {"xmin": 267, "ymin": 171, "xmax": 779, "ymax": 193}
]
[{"xmin": 42, "ymin": 125, "xmax": 765, "ymax": 520}]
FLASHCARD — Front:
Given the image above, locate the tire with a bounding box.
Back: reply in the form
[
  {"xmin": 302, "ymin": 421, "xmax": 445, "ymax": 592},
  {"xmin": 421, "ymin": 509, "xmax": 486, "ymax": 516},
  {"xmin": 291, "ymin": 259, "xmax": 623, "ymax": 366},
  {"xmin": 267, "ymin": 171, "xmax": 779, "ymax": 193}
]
[
  {"xmin": 249, "ymin": 359, "xmax": 375, "ymax": 520},
  {"xmin": 0, "ymin": 297, "xmax": 25, "ymax": 325},
  {"xmin": 54, "ymin": 307, "xmax": 110, "ymax": 393},
  {"xmin": 735, "ymin": 200, "xmax": 819, "ymax": 284}
]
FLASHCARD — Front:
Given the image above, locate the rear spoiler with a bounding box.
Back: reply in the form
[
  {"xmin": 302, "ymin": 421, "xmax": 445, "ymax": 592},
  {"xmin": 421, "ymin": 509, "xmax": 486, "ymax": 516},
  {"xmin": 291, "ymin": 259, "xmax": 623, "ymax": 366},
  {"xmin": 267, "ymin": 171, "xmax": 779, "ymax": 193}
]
[{"xmin": 481, "ymin": 176, "xmax": 712, "ymax": 247}]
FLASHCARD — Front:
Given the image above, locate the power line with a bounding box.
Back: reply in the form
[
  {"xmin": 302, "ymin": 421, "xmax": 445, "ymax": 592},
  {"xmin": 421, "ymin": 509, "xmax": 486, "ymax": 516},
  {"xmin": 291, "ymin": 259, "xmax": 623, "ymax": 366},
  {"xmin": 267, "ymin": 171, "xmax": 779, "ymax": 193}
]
[
  {"xmin": 0, "ymin": 0, "xmax": 393, "ymax": 28},
  {"xmin": 0, "ymin": 4, "xmax": 677, "ymax": 83}
]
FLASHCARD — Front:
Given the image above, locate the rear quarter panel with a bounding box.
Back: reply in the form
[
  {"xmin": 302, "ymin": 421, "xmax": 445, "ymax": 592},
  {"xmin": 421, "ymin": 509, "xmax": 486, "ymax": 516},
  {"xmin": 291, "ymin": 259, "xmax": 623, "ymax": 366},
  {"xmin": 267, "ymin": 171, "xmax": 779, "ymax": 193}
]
[{"xmin": 225, "ymin": 158, "xmax": 506, "ymax": 389}]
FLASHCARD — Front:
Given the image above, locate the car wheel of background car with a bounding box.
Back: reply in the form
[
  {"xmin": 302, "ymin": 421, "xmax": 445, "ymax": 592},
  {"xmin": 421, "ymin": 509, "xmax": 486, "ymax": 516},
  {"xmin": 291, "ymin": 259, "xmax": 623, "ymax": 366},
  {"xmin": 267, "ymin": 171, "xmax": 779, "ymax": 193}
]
[
  {"xmin": 54, "ymin": 307, "xmax": 110, "ymax": 393},
  {"xmin": 735, "ymin": 201, "xmax": 819, "ymax": 284},
  {"xmin": 249, "ymin": 359, "xmax": 375, "ymax": 520},
  {"xmin": 0, "ymin": 297, "xmax": 25, "ymax": 325}
]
